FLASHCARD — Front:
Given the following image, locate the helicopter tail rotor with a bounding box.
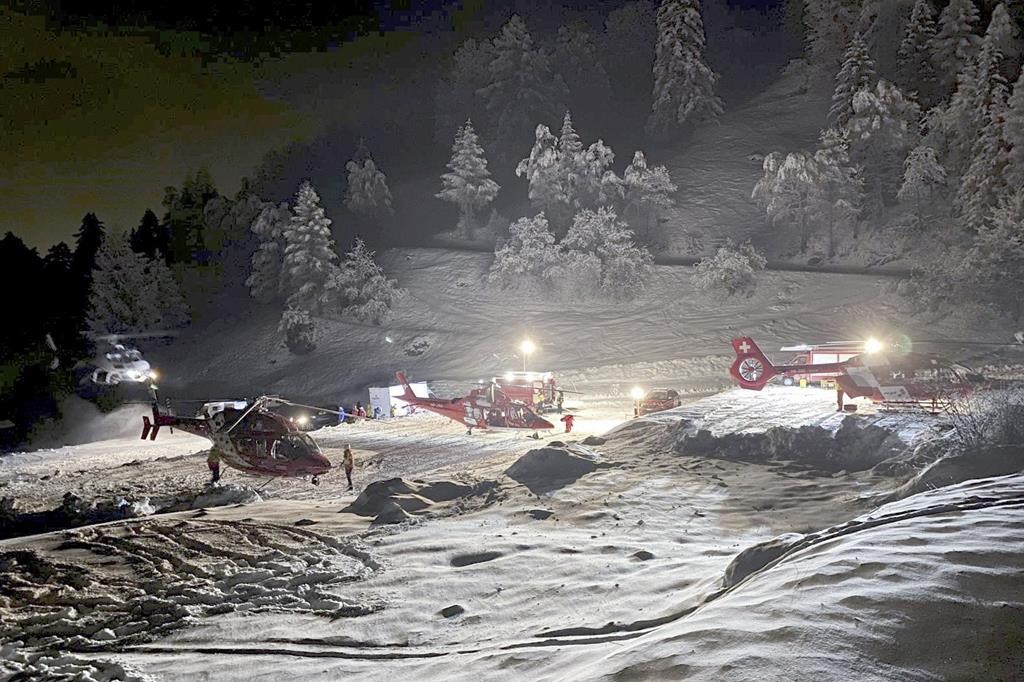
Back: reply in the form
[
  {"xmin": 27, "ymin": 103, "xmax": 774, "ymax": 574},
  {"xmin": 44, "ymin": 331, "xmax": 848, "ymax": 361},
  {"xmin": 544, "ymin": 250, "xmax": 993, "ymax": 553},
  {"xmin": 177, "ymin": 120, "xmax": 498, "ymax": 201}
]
[{"xmin": 729, "ymin": 337, "xmax": 777, "ymax": 390}]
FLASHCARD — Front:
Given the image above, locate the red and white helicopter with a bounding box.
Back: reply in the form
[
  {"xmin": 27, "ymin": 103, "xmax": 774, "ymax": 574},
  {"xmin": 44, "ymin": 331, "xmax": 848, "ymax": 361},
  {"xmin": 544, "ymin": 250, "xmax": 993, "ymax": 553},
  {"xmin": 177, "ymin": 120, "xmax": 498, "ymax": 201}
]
[
  {"xmin": 396, "ymin": 372, "xmax": 555, "ymax": 435},
  {"xmin": 141, "ymin": 397, "xmax": 334, "ymax": 483},
  {"xmin": 729, "ymin": 336, "xmax": 988, "ymax": 408}
]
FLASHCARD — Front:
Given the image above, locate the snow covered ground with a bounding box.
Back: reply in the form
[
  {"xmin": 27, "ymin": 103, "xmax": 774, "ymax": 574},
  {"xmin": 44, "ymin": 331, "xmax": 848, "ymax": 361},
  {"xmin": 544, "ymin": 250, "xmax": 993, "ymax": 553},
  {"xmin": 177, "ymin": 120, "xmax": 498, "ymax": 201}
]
[{"xmin": 4, "ymin": 379, "xmax": 1022, "ymax": 680}]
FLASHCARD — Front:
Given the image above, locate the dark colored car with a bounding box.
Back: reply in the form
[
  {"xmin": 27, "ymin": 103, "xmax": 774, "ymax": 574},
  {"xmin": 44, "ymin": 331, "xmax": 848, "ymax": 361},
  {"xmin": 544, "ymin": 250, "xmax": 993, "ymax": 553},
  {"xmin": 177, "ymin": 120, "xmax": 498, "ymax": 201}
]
[{"xmin": 636, "ymin": 388, "xmax": 682, "ymax": 416}]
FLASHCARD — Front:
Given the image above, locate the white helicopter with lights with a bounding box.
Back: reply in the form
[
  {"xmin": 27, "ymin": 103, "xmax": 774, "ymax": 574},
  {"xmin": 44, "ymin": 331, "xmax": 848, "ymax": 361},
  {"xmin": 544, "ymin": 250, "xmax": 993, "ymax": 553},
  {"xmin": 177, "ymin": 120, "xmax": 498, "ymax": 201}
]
[{"xmin": 86, "ymin": 334, "xmax": 169, "ymax": 385}]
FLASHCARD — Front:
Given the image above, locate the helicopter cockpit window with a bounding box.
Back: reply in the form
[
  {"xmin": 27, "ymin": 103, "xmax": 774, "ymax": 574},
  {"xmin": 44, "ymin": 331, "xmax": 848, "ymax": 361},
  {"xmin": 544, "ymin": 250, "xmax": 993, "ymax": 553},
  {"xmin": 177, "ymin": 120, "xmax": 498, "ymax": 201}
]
[{"xmin": 271, "ymin": 434, "xmax": 319, "ymax": 461}]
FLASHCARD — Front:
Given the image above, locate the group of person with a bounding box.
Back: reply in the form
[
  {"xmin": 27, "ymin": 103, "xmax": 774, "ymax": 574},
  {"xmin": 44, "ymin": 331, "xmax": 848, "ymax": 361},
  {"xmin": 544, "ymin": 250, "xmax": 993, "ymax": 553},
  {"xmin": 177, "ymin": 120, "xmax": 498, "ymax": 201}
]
[{"xmin": 337, "ymin": 401, "xmax": 402, "ymax": 424}]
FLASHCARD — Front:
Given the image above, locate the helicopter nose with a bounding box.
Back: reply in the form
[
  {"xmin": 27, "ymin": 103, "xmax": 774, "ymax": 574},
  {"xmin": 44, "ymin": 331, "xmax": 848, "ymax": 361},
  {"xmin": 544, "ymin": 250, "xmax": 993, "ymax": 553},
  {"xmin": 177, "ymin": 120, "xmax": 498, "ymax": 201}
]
[
  {"xmin": 535, "ymin": 416, "xmax": 555, "ymax": 430},
  {"xmin": 310, "ymin": 452, "xmax": 332, "ymax": 474}
]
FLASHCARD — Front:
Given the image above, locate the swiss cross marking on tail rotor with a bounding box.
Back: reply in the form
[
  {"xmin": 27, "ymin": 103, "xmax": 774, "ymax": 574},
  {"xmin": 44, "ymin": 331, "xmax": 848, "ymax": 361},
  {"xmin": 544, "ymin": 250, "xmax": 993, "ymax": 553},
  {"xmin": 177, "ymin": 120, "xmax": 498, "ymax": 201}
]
[{"xmin": 739, "ymin": 341, "xmax": 751, "ymax": 354}]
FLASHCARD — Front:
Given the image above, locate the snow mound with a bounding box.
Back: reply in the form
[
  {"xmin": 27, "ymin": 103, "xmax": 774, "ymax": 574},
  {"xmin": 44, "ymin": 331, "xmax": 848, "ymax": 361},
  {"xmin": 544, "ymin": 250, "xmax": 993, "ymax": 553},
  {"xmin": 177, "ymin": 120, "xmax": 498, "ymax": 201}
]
[
  {"xmin": 187, "ymin": 483, "xmax": 262, "ymax": 509},
  {"xmin": 1, "ymin": 493, "xmax": 157, "ymax": 541},
  {"xmin": 674, "ymin": 415, "xmax": 908, "ymax": 473},
  {"xmin": 341, "ymin": 477, "xmax": 491, "ymax": 525},
  {"xmin": 505, "ymin": 445, "xmax": 601, "ymax": 494},
  {"xmin": 890, "ymin": 444, "xmax": 1024, "ymax": 500},
  {"xmin": 579, "ymin": 474, "xmax": 1024, "ymax": 681}
]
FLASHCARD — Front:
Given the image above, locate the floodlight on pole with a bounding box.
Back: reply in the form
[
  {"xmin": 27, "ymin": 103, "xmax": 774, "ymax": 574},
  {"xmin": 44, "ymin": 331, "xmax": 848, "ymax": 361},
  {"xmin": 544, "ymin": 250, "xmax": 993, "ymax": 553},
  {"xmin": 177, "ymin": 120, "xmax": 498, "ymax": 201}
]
[{"xmin": 520, "ymin": 338, "xmax": 535, "ymax": 372}]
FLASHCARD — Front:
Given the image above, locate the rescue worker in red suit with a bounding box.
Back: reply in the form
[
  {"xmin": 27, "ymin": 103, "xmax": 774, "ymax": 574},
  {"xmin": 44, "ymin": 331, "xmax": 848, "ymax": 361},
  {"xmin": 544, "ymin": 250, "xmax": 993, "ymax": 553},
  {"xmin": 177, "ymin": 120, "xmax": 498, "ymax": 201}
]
[{"xmin": 560, "ymin": 413, "xmax": 575, "ymax": 433}]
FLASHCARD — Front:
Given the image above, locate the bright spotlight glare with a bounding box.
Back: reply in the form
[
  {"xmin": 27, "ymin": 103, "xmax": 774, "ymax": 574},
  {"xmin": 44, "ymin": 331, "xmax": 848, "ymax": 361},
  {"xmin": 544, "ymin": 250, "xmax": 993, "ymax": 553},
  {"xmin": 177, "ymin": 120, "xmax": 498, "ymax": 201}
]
[
  {"xmin": 630, "ymin": 386, "xmax": 646, "ymax": 401},
  {"xmin": 297, "ymin": 415, "xmax": 309, "ymax": 426},
  {"xmin": 520, "ymin": 338, "xmax": 536, "ymax": 355},
  {"xmin": 505, "ymin": 372, "xmax": 515, "ymax": 381},
  {"xmin": 864, "ymin": 337, "xmax": 884, "ymax": 354},
  {"xmin": 149, "ymin": 369, "xmax": 159, "ymax": 381}
]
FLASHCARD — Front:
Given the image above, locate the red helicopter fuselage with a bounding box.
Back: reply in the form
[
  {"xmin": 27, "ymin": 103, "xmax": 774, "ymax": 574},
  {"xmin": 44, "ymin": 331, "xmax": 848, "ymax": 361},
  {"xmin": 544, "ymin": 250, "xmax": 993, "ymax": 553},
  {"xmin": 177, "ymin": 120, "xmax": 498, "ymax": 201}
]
[
  {"xmin": 142, "ymin": 401, "xmax": 332, "ymax": 479},
  {"xmin": 728, "ymin": 337, "xmax": 983, "ymax": 405},
  {"xmin": 395, "ymin": 372, "xmax": 555, "ymax": 432}
]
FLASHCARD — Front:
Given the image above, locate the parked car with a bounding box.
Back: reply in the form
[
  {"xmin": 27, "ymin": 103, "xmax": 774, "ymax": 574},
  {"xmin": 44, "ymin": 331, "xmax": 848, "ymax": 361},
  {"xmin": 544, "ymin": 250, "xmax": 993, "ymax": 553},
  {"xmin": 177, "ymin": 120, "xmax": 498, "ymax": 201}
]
[{"xmin": 635, "ymin": 388, "xmax": 682, "ymax": 416}]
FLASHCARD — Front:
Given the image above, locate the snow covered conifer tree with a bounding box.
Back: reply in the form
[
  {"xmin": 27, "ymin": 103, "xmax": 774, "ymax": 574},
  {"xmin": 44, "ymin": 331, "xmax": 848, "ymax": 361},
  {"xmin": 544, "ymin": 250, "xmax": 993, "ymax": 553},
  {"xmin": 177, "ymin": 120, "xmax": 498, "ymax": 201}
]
[
  {"xmin": 479, "ymin": 15, "xmax": 566, "ymax": 155},
  {"xmin": 692, "ymin": 240, "xmax": 767, "ymax": 298},
  {"xmin": 969, "ymin": 187, "xmax": 1024, "ymax": 319},
  {"xmin": 279, "ymin": 307, "xmax": 316, "ymax": 355},
  {"xmin": 752, "ymin": 151, "xmax": 820, "ymax": 252},
  {"xmin": 326, "ymin": 238, "xmax": 402, "ymax": 325},
  {"xmin": 898, "ymin": 145, "xmax": 946, "ymax": 227},
  {"xmin": 956, "ymin": 88, "xmax": 1011, "ymax": 232},
  {"xmin": 603, "ymin": 1, "xmax": 657, "ymax": 103},
  {"xmin": 828, "ymin": 33, "xmax": 877, "ymax": 129},
  {"xmin": 620, "ymin": 150, "xmax": 678, "ymax": 238},
  {"xmin": 489, "ymin": 213, "xmax": 560, "ymax": 288},
  {"xmin": 578, "ymin": 140, "xmax": 621, "ymax": 210},
  {"xmin": 847, "ymin": 80, "xmax": 921, "ymax": 216},
  {"xmin": 245, "ymin": 202, "xmax": 289, "ymax": 303},
  {"xmin": 516, "ymin": 124, "xmax": 569, "ymax": 227},
  {"xmin": 556, "ymin": 111, "xmax": 586, "ymax": 213},
  {"xmin": 555, "ymin": 24, "xmax": 613, "ymax": 112},
  {"xmin": 88, "ymin": 234, "xmax": 186, "ymax": 335},
  {"xmin": 437, "ymin": 120, "xmax": 500, "ymax": 238},
  {"xmin": 896, "ymin": 0, "xmax": 939, "ymax": 107},
  {"xmin": 281, "ymin": 182, "xmax": 338, "ymax": 313},
  {"xmin": 933, "ymin": 0, "xmax": 982, "ymax": 94},
  {"xmin": 434, "ymin": 38, "xmax": 494, "ymax": 145},
  {"xmin": 344, "ymin": 146, "xmax": 394, "ymax": 221},
  {"xmin": 804, "ymin": 0, "xmax": 861, "ymax": 68},
  {"xmin": 813, "ymin": 128, "xmax": 863, "ymax": 255},
  {"xmin": 1005, "ymin": 70, "xmax": 1024, "ymax": 189},
  {"xmin": 647, "ymin": 0, "xmax": 723, "ymax": 136},
  {"xmin": 561, "ymin": 207, "xmax": 653, "ymax": 300}
]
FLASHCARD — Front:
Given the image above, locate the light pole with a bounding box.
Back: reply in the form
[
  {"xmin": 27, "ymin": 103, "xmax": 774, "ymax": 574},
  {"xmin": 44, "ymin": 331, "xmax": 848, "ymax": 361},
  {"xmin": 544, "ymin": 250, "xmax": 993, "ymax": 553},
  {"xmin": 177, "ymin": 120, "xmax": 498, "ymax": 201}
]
[{"xmin": 520, "ymin": 338, "xmax": 535, "ymax": 372}]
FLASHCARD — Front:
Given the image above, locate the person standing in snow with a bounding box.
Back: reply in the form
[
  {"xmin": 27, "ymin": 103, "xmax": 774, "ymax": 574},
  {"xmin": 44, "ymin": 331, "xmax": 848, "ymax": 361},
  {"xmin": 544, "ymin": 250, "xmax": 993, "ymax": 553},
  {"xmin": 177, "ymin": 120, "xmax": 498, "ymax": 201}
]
[
  {"xmin": 556, "ymin": 390, "xmax": 564, "ymax": 414},
  {"xmin": 560, "ymin": 413, "xmax": 575, "ymax": 433},
  {"xmin": 836, "ymin": 385, "xmax": 845, "ymax": 412},
  {"xmin": 373, "ymin": 406, "xmax": 382, "ymax": 420},
  {"xmin": 342, "ymin": 445, "xmax": 355, "ymax": 490},
  {"xmin": 207, "ymin": 449, "xmax": 222, "ymax": 484},
  {"xmin": 390, "ymin": 403, "xmax": 398, "ymax": 418},
  {"xmin": 356, "ymin": 402, "xmax": 367, "ymax": 419},
  {"xmin": 337, "ymin": 404, "xmax": 347, "ymax": 425}
]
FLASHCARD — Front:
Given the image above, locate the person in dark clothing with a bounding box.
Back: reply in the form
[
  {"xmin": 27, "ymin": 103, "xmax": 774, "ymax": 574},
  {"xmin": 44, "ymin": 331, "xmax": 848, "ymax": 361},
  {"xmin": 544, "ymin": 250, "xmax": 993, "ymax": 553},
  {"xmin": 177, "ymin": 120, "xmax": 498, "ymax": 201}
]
[{"xmin": 342, "ymin": 445, "xmax": 355, "ymax": 490}]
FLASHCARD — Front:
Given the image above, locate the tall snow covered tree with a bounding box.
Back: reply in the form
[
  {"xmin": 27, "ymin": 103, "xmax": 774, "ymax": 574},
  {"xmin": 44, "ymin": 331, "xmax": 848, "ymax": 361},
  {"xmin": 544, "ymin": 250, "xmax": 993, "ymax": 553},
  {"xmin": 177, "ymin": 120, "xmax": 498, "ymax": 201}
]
[
  {"xmin": 434, "ymin": 38, "xmax": 495, "ymax": 145},
  {"xmin": 856, "ymin": 0, "xmax": 913, "ymax": 81},
  {"xmin": 896, "ymin": 0, "xmax": 939, "ymax": 107},
  {"xmin": 437, "ymin": 120, "xmax": 500, "ymax": 237},
  {"xmin": 344, "ymin": 145, "xmax": 394, "ymax": 221},
  {"xmin": 898, "ymin": 145, "xmax": 946, "ymax": 227},
  {"xmin": 969, "ymin": 187, "xmax": 1024, "ymax": 319},
  {"xmin": 753, "ymin": 151, "xmax": 820, "ymax": 252},
  {"xmin": 847, "ymin": 80, "xmax": 921, "ymax": 216},
  {"xmin": 489, "ymin": 213, "xmax": 560, "ymax": 288},
  {"xmin": 933, "ymin": 0, "xmax": 982, "ymax": 94},
  {"xmin": 516, "ymin": 124, "xmax": 568, "ymax": 226},
  {"xmin": 619, "ymin": 150, "xmax": 678, "ymax": 238},
  {"xmin": 813, "ymin": 128, "xmax": 863, "ymax": 255},
  {"xmin": 945, "ymin": 16, "xmax": 1014, "ymax": 183},
  {"xmin": 479, "ymin": 15, "xmax": 566, "ymax": 155},
  {"xmin": 245, "ymin": 202, "xmax": 290, "ymax": 303},
  {"xmin": 88, "ymin": 234, "xmax": 186, "ymax": 335},
  {"xmin": 1005, "ymin": 70, "xmax": 1024, "ymax": 189},
  {"xmin": 803, "ymin": 0, "xmax": 861, "ymax": 68},
  {"xmin": 555, "ymin": 24, "xmax": 613, "ymax": 113},
  {"xmin": 281, "ymin": 181, "xmax": 338, "ymax": 313},
  {"xmin": 648, "ymin": 0, "xmax": 723, "ymax": 136},
  {"xmin": 561, "ymin": 207, "xmax": 653, "ymax": 300},
  {"xmin": 956, "ymin": 87, "xmax": 1012, "ymax": 232},
  {"xmin": 556, "ymin": 111, "xmax": 586, "ymax": 214},
  {"xmin": 326, "ymin": 238, "xmax": 402, "ymax": 325},
  {"xmin": 828, "ymin": 33, "xmax": 877, "ymax": 129},
  {"xmin": 578, "ymin": 139, "xmax": 620, "ymax": 209},
  {"xmin": 603, "ymin": 0, "xmax": 657, "ymax": 103}
]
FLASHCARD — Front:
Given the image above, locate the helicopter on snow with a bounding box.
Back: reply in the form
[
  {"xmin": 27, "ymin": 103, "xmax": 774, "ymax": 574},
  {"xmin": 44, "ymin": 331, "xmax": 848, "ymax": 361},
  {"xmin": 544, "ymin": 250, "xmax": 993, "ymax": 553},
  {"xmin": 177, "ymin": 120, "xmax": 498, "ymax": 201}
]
[
  {"xmin": 141, "ymin": 396, "xmax": 333, "ymax": 483},
  {"xmin": 396, "ymin": 371, "xmax": 555, "ymax": 435},
  {"xmin": 729, "ymin": 336, "xmax": 991, "ymax": 408}
]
